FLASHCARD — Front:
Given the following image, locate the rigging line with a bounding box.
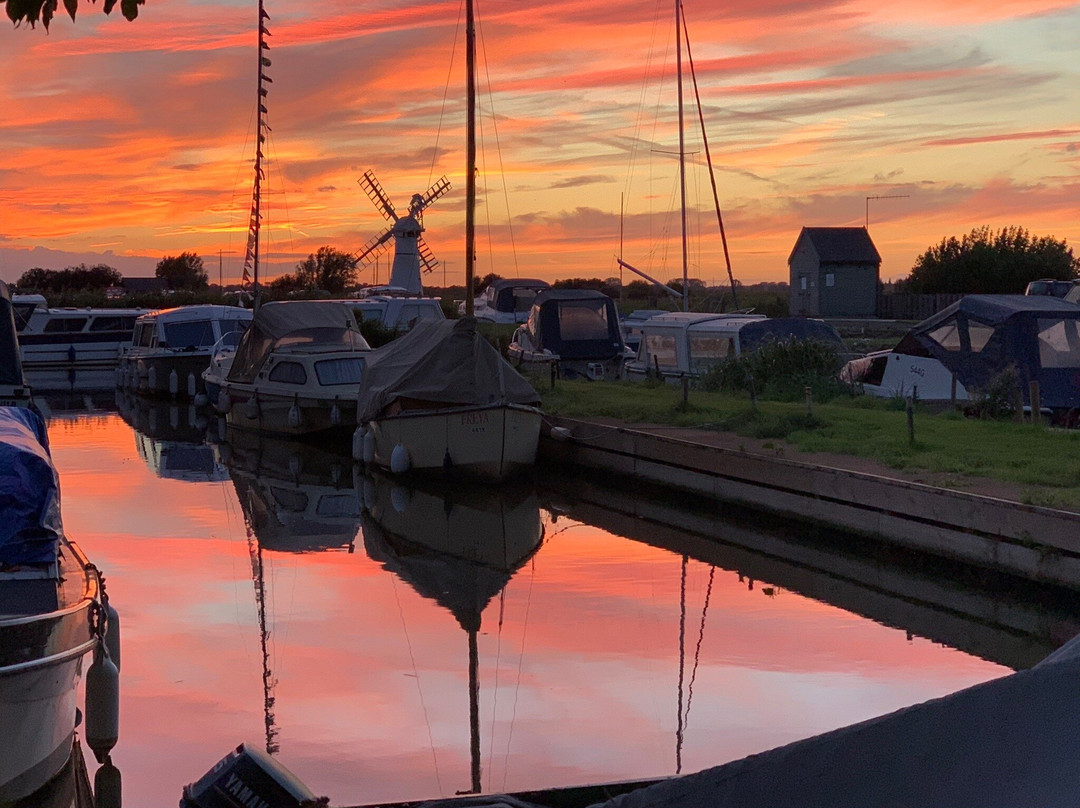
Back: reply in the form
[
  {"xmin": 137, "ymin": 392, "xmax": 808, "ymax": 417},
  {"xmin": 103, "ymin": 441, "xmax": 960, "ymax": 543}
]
[
  {"xmin": 676, "ymin": 553, "xmax": 687, "ymax": 775},
  {"xmin": 502, "ymin": 552, "xmax": 538, "ymax": 791},
  {"xmin": 429, "ymin": 0, "xmax": 464, "ymax": 189},
  {"xmin": 683, "ymin": 564, "xmax": 715, "ymax": 728},
  {"xmin": 680, "ymin": 6, "xmax": 738, "ymax": 307},
  {"xmin": 474, "ymin": 4, "xmax": 520, "ymax": 278},
  {"xmin": 390, "ymin": 571, "xmax": 445, "ymax": 794}
]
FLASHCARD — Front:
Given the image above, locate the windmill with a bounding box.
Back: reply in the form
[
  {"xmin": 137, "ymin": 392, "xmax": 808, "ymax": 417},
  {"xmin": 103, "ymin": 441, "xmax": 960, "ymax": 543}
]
[{"xmin": 356, "ymin": 170, "xmax": 451, "ymax": 295}]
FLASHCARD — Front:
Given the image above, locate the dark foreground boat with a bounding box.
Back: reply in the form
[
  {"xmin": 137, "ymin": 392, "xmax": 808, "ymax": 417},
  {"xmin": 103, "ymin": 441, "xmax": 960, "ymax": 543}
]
[{"xmin": 0, "ymin": 407, "xmax": 119, "ymax": 803}]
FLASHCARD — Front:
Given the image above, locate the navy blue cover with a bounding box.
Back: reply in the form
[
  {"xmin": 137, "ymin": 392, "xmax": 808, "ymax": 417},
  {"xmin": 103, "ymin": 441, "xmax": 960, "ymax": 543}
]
[
  {"xmin": 528, "ymin": 289, "xmax": 625, "ymax": 360},
  {"xmin": 0, "ymin": 407, "xmax": 62, "ymax": 566}
]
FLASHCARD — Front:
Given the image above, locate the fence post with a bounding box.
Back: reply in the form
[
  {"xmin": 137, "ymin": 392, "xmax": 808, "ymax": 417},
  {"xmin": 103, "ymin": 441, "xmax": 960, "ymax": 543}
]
[
  {"xmin": 1030, "ymin": 381, "xmax": 1041, "ymax": 425},
  {"xmin": 906, "ymin": 394, "xmax": 915, "ymax": 445}
]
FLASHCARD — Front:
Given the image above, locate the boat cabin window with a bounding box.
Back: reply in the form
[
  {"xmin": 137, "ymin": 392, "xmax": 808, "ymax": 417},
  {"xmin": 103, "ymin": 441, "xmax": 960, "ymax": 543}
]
[
  {"xmin": 1037, "ymin": 318, "xmax": 1080, "ymax": 368},
  {"xmin": 842, "ymin": 353, "xmax": 890, "ymax": 386},
  {"xmin": 644, "ymin": 334, "xmax": 678, "ymax": 369},
  {"xmin": 396, "ymin": 304, "xmax": 426, "ymax": 328},
  {"xmin": 135, "ymin": 323, "xmax": 154, "ymax": 347},
  {"xmin": 927, "ymin": 318, "xmax": 962, "ymax": 351},
  {"xmin": 268, "ymin": 361, "xmax": 308, "ymax": 385},
  {"xmin": 968, "ymin": 321, "xmax": 994, "ymax": 353},
  {"xmin": 513, "ymin": 290, "xmax": 539, "ymax": 313},
  {"xmin": 277, "ymin": 328, "xmax": 369, "ymax": 351},
  {"xmin": 688, "ymin": 336, "xmax": 735, "ymax": 373},
  {"xmin": 43, "ymin": 317, "xmax": 88, "ymax": 333},
  {"xmin": 315, "ymin": 493, "xmax": 361, "ymax": 518},
  {"xmin": 220, "ymin": 318, "xmax": 250, "ymax": 336},
  {"xmin": 89, "ymin": 315, "xmax": 133, "ymax": 332},
  {"xmin": 558, "ymin": 301, "xmax": 610, "ymax": 341},
  {"xmin": 163, "ymin": 320, "xmax": 216, "ymax": 350},
  {"xmin": 315, "ymin": 357, "xmax": 364, "ymax": 386}
]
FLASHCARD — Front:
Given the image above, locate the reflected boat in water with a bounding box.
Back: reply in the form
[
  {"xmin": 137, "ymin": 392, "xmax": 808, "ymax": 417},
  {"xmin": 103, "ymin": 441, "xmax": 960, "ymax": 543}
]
[
  {"xmin": 359, "ymin": 470, "xmax": 543, "ymax": 795},
  {"xmin": 115, "ymin": 393, "xmax": 226, "ymax": 483},
  {"xmin": 221, "ymin": 430, "xmax": 361, "ymax": 554}
]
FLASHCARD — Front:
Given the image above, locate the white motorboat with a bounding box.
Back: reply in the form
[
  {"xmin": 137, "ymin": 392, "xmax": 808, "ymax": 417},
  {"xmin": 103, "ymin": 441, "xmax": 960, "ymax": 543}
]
[
  {"xmin": 12, "ymin": 293, "xmax": 149, "ymax": 370},
  {"xmin": 0, "ymin": 407, "xmax": 118, "ymax": 803},
  {"xmin": 217, "ymin": 300, "xmax": 370, "ymax": 436},
  {"xmin": 354, "ymin": 317, "xmax": 542, "ymax": 480},
  {"xmin": 458, "ymin": 278, "xmax": 550, "ymax": 324},
  {"xmin": 117, "ymin": 304, "xmax": 253, "ymax": 399}
]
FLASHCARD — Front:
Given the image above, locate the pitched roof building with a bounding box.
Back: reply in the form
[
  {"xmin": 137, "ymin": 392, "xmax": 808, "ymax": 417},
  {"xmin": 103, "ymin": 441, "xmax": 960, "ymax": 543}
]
[{"xmin": 788, "ymin": 227, "xmax": 881, "ymax": 317}]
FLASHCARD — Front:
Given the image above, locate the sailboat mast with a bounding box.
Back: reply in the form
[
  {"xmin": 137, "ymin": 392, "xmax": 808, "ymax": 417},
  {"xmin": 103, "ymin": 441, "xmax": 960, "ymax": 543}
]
[
  {"xmin": 464, "ymin": 0, "xmax": 477, "ymax": 316},
  {"xmin": 676, "ymin": 0, "xmax": 688, "ymax": 313},
  {"xmin": 244, "ymin": 0, "xmax": 271, "ymax": 304}
]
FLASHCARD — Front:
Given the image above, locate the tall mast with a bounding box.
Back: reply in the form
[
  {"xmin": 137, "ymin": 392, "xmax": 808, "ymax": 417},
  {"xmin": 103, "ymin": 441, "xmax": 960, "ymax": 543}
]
[
  {"xmin": 243, "ymin": 0, "xmax": 271, "ymax": 305},
  {"xmin": 464, "ymin": 0, "xmax": 476, "ymax": 316},
  {"xmin": 676, "ymin": 0, "xmax": 688, "ymax": 312}
]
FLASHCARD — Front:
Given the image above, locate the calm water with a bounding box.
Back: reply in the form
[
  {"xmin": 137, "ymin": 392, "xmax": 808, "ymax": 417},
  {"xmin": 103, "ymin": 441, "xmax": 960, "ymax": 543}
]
[{"xmin": 35, "ymin": 391, "xmax": 1024, "ymax": 807}]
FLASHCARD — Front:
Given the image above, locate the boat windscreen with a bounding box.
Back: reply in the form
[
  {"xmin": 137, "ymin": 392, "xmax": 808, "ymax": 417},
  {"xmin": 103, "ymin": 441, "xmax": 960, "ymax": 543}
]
[
  {"xmin": 164, "ymin": 319, "xmax": 216, "ymax": 350},
  {"xmin": 1037, "ymin": 318, "xmax": 1080, "ymax": 368}
]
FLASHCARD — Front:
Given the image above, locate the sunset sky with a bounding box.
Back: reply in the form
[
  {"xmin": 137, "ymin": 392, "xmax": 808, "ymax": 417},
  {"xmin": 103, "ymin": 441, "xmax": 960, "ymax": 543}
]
[{"xmin": 1, "ymin": 0, "xmax": 1077, "ymax": 288}]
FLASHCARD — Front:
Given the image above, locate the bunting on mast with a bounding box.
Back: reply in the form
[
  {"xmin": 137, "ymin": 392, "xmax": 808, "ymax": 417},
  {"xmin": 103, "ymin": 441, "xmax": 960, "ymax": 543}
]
[{"xmin": 242, "ymin": 1, "xmax": 271, "ymax": 289}]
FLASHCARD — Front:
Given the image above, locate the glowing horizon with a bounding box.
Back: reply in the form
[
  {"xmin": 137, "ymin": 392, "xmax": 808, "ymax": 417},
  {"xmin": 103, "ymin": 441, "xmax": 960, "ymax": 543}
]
[{"xmin": 1, "ymin": 0, "xmax": 1076, "ymax": 288}]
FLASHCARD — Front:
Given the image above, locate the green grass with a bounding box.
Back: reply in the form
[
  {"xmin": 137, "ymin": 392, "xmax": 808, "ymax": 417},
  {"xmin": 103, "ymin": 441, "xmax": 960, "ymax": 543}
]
[{"xmin": 540, "ymin": 379, "xmax": 1080, "ymax": 511}]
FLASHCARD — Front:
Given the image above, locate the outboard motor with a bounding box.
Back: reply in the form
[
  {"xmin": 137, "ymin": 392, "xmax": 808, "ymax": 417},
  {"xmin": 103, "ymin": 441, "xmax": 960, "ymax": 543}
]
[{"xmin": 181, "ymin": 743, "xmax": 326, "ymax": 808}]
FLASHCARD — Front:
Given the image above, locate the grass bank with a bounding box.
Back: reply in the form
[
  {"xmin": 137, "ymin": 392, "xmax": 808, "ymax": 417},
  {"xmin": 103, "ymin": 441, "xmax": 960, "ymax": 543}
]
[{"xmin": 538, "ymin": 379, "xmax": 1080, "ymax": 511}]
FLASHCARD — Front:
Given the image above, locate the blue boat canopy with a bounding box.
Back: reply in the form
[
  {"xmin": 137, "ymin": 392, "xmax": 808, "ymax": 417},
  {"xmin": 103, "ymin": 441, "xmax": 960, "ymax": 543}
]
[
  {"xmin": 0, "ymin": 407, "xmax": 62, "ymax": 566},
  {"xmin": 893, "ymin": 295, "xmax": 1080, "ymax": 410}
]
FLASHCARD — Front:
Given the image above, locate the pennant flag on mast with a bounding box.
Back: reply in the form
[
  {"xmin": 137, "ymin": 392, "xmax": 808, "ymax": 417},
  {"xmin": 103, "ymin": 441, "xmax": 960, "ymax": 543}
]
[{"xmin": 242, "ymin": 1, "xmax": 270, "ymax": 289}]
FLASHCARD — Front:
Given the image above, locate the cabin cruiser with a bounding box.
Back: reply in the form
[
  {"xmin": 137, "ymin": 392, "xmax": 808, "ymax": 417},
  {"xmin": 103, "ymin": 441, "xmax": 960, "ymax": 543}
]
[
  {"xmin": 0, "ymin": 407, "xmax": 118, "ymax": 803},
  {"xmin": 458, "ymin": 278, "xmax": 550, "ymax": 324},
  {"xmin": 118, "ymin": 305, "xmax": 252, "ymax": 399},
  {"xmin": 842, "ymin": 295, "xmax": 1080, "ymax": 421},
  {"xmin": 344, "ymin": 294, "xmax": 445, "ymax": 333},
  {"xmin": 12, "ymin": 294, "xmax": 150, "ymax": 370},
  {"xmin": 354, "ymin": 317, "xmax": 542, "ymax": 480},
  {"xmin": 625, "ymin": 312, "xmax": 847, "ymax": 382},
  {"xmin": 0, "ymin": 283, "xmax": 35, "ymax": 409},
  {"xmin": 506, "ymin": 289, "xmax": 628, "ymax": 380},
  {"xmin": 215, "ymin": 300, "xmax": 370, "ymax": 436}
]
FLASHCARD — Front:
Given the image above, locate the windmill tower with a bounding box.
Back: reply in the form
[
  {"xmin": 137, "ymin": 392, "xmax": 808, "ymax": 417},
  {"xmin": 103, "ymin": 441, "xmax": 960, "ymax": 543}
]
[{"xmin": 356, "ymin": 171, "xmax": 451, "ymax": 295}]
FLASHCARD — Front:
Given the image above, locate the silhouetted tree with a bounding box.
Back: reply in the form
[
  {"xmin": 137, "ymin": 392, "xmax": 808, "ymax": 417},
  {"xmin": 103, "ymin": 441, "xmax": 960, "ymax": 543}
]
[
  {"xmin": 267, "ymin": 273, "xmax": 305, "ymax": 295},
  {"xmin": 294, "ymin": 246, "xmax": 358, "ymax": 294},
  {"xmin": 896, "ymin": 226, "xmax": 1079, "ymax": 294},
  {"xmin": 5, "ymin": 0, "xmax": 143, "ymax": 30},
  {"xmin": 473, "ymin": 272, "xmax": 503, "ymax": 294},
  {"xmin": 156, "ymin": 252, "xmax": 209, "ymax": 291},
  {"xmin": 17, "ymin": 264, "xmax": 121, "ymax": 292}
]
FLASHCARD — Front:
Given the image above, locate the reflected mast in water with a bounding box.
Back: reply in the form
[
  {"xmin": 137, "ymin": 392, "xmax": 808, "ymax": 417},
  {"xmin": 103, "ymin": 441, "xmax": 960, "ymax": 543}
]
[{"xmin": 360, "ymin": 472, "xmax": 543, "ymax": 795}]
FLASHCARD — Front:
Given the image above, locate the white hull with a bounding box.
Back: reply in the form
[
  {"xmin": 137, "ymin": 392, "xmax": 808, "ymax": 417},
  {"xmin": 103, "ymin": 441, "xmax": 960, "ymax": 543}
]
[
  {"xmin": 365, "ymin": 404, "xmax": 541, "ymax": 480},
  {"xmin": 221, "ymin": 381, "xmax": 358, "ymax": 436},
  {"xmin": 0, "ymin": 658, "xmax": 82, "ymax": 802}
]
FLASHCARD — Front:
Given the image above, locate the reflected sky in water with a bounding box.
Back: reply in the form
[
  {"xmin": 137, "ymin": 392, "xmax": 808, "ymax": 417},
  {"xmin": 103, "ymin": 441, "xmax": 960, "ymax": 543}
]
[{"xmin": 42, "ymin": 400, "xmax": 1010, "ymax": 807}]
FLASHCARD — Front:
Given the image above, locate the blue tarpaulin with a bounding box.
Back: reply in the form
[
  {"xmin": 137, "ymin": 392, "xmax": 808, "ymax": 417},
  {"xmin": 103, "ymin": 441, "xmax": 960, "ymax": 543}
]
[{"xmin": 0, "ymin": 407, "xmax": 62, "ymax": 566}]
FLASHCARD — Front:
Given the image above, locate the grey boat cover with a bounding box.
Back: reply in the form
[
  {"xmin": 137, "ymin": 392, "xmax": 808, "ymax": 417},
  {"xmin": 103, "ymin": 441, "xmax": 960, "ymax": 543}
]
[
  {"xmin": 356, "ymin": 316, "xmax": 540, "ymax": 423},
  {"xmin": 892, "ymin": 294, "xmax": 1080, "ymax": 409},
  {"xmin": 227, "ymin": 300, "xmax": 369, "ymax": 384},
  {"xmin": 0, "ymin": 407, "xmax": 61, "ymax": 566},
  {"xmin": 0, "ymin": 282, "xmax": 26, "ymax": 387}
]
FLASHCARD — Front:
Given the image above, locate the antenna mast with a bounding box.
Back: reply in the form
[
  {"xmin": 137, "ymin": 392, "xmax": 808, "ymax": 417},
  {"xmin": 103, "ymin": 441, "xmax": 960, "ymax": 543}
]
[
  {"xmin": 243, "ymin": 0, "xmax": 272, "ymax": 305},
  {"xmin": 676, "ymin": 0, "xmax": 688, "ymax": 312},
  {"xmin": 464, "ymin": 0, "xmax": 476, "ymax": 315}
]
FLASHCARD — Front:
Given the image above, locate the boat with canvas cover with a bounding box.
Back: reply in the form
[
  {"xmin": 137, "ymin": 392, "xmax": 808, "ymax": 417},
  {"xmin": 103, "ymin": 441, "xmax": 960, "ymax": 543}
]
[
  {"xmin": 216, "ymin": 300, "xmax": 370, "ymax": 436},
  {"xmin": 458, "ymin": 277, "xmax": 550, "ymax": 323},
  {"xmin": 0, "ymin": 406, "xmax": 118, "ymax": 803},
  {"xmin": 0, "ymin": 282, "xmax": 35, "ymax": 410},
  {"xmin": 354, "ymin": 316, "xmax": 542, "ymax": 479}
]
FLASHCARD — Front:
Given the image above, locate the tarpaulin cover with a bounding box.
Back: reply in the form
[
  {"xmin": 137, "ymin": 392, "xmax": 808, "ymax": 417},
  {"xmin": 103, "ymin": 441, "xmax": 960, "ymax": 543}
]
[
  {"xmin": 0, "ymin": 407, "xmax": 62, "ymax": 566},
  {"xmin": 522, "ymin": 289, "xmax": 625, "ymax": 360},
  {"xmin": 893, "ymin": 295, "xmax": 1080, "ymax": 409},
  {"xmin": 357, "ymin": 317, "xmax": 540, "ymax": 423},
  {"xmin": 0, "ymin": 281, "xmax": 27, "ymax": 386}
]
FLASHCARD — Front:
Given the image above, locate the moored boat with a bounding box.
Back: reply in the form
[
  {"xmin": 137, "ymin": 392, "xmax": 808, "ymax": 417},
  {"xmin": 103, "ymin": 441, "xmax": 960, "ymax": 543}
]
[
  {"xmin": 13, "ymin": 294, "xmax": 149, "ymax": 370},
  {"xmin": 117, "ymin": 305, "xmax": 253, "ymax": 399},
  {"xmin": 0, "ymin": 406, "xmax": 118, "ymax": 803},
  {"xmin": 217, "ymin": 300, "xmax": 370, "ymax": 436},
  {"xmin": 0, "ymin": 283, "xmax": 35, "ymax": 410},
  {"xmin": 354, "ymin": 316, "xmax": 542, "ymax": 480},
  {"xmin": 458, "ymin": 277, "xmax": 550, "ymax": 323}
]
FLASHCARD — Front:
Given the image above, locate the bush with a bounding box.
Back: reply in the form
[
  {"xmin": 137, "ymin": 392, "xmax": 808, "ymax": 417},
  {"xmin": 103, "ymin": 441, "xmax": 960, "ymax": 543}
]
[
  {"xmin": 695, "ymin": 338, "xmax": 846, "ymax": 401},
  {"xmin": 966, "ymin": 366, "xmax": 1021, "ymax": 420}
]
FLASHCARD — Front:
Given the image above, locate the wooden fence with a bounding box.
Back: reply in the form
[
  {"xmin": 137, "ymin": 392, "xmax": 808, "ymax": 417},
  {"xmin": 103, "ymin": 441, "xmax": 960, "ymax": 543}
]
[{"xmin": 876, "ymin": 293, "xmax": 962, "ymax": 321}]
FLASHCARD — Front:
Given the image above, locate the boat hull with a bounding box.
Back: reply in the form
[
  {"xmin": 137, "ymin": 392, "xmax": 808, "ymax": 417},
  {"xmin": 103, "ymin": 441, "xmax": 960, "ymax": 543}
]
[
  {"xmin": 221, "ymin": 383, "xmax": 359, "ymax": 437},
  {"xmin": 118, "ymin": 352, "xmax": 212, "ymax": 398},
  {"xmin": 365, "ymin": 404, "xmax": 541, "ymax": 480}
]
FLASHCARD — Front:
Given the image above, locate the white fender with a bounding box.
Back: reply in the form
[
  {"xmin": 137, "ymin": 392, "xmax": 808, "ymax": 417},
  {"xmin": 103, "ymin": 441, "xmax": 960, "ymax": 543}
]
[
  {"xmin": 330, "ymin": 399, "xmax": 342, "ymax": 426},
  {"xmin": 169, "ymin": 405, "xmax": 179, "ymax": 430},
  {"xmin": 217, "ymin": 390, "xmax": 232, "ymax": 414},
  {"xmin": 147, "ymin": 365, "xmax": 157, "ymax": 390},
  {"xmin": 288, "ymin": 400, "xmax": 302, "ymax": 429},
  {"xmin": 193, "ymin": 392, "xmax": 209, "ymax": 408},
  {"xmin": 390, "ymin": 443, "xmax": 411, "ymax": 474},
  {"xmin": 103, "ymin": 600, "xmax": 121, "ymax": 672},
  {"xmin": 187, "ymin": 372, "xmax": 197, "ymax": 398},
  {"xmin": 244, "ymin": 395, "xmax": 259, "ymax": 420},
  {"xmin": 288, "ymin": 453, "xmax": 302, "ymax": 479},
  {"xmin": 362, "ymin": 430, "xmax": 376, "ymax": 464},
  {"xmin": 85, "ymin": 643, "xmax": 120, "ymax": 764},
  {"xmin": 390, "ymin": 485, "xmax": 410, "ymax": 513},
  {"xmin": 168, "ymin": 368, "xmax": 178, "ymax": 396}
]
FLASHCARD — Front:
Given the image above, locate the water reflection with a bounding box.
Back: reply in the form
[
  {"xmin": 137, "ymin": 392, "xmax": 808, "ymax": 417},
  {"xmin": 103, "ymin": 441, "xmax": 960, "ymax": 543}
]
[
  {"xmin": 116, "ymin": 393, "xmax": 226, "ymax": 483},
  {"xmin": 359, "ymin": 471, "xmax": 543, "ymax": 796}
]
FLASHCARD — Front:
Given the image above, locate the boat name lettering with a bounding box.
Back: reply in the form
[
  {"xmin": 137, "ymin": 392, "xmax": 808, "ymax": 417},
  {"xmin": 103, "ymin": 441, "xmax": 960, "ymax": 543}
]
[
  {"xmin": 461, "ymin": 411, "xmax": 491, "ymax": 426},
  {"xmin": 224, "ymin": 773, "xmax": 271, "ymax": 808},
  {"xmin": 909, "ymin": 364, "xmax": 926, "ymax": 377}
]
